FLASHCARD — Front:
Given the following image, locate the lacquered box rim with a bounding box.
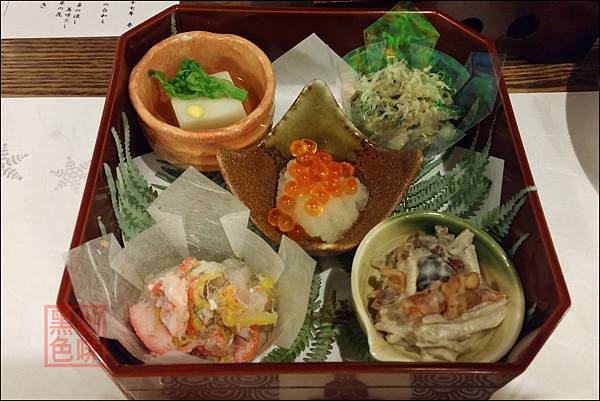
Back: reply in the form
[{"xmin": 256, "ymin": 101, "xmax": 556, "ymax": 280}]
[{"xmin": 56, "ymin": 3, "xmax": 571, "ymax": 379}]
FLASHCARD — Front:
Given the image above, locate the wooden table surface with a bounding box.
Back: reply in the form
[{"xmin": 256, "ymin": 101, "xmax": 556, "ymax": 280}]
[{"xmin": 1, "ymin": 36, "xmax": 597, "ymax": 97}]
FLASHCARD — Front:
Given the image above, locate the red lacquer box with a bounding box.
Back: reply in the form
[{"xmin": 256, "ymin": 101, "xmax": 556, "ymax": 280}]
[{"xmin": 56, "ymin": 4, "xmax": 570, "ymax": 399}]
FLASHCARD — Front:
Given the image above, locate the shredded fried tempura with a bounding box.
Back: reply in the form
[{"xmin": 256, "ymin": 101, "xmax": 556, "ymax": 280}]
[{"xmin": 351, "ymin": 58, "xmax": 460, "ymax": 151}]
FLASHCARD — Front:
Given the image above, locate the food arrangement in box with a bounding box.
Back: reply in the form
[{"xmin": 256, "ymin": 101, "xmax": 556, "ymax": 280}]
[{"xmin": 66, "ymin": 2, "xmax": 539, "ymax": 368}]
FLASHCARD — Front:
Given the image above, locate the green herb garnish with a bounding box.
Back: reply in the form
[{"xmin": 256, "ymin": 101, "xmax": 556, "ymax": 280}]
[{"xmin": 148, "ymin": 59, "xmax": 248, "ymax": 102}]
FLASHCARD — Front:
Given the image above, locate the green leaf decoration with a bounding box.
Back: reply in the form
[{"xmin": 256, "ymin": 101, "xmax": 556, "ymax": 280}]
[
  {"xmin": 414, "ymin": 156, "xmax": 443, "ymax": 183},
  {"xmin": 334, "ymin": 299, "xmax": 373, "ymax": 361},
  {"xmin": 97, "ymin": 216, "xmax": 108, "ymax": 236},
  {"xmin": 509, "ymin": 233, "xmax": 530, "ymax": 257},
  {"xmin": 479, "ymin": 186, "xmax": 536, "ymax": 242},
  {"xmin": 103, "ymin": 113, "xmax": 157, "ymax": 242},
  {"xmin": 525, "ymin": 302, "xmax": 537, "ymax": 326},
  {"xmin": 148, "ymin": 59, "xmax": 248, "ymax": 101},
  {"xmin": 304, "ymin": 291, "xmax": 339, "ymax": 362}
]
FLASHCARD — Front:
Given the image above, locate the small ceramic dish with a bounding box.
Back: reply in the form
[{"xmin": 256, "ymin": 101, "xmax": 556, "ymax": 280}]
[
  {"xmin": 351, "ymin": 211, "xmax": 525, "ymax": 362},
  {"xmin": 129, "ymin": 31, "xmax": 275, "ymax": 171},
  {"xmin": 217, "ymin": 79, "xmax": 422, "ymax": 256}
]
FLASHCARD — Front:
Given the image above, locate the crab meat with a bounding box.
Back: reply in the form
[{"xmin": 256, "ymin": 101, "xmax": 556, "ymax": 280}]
[
  {"xmin": 129, "ymin": 301, "xmax": 175, "ymax": 355},
  {"xmin": 158, "ymin": 271, "xmax": 189, "ymax": 338}
]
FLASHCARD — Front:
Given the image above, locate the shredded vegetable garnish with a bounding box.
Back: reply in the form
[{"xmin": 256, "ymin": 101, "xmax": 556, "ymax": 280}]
[{"xmin": 351, "ymin": 58, "xmax": 462, "ymax": 151}]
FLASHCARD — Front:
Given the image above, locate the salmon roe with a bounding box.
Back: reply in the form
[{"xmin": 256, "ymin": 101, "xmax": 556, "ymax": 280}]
[
  {"xmin": 328, "ymin": 161, "xmax": 343, "ymax": 178},
  {"xmin": 284, "ymin": 180, "xmax": 303, "ymax": 198},
  {"xmin": 310, "ymin": 184, "xmax": 330, "ymax": 204},
  {"xmin": 344, "ymin": 177, "xmax": 358, "ymax": 195},
  {"xmin": 277, "ymin": 195, "xmax": 295, "ymax": 213},
  {"xmin": 267, "ymin": 208, "xmax": 280, "ymax": 226},
  {"xmin": 287, "ymin": 224, "xmax": 306, "ymax": 241},
  {"xmin": 277, "ymin": 213, "xmax": 295, "ymax": 232},
  {"xmin": 272, "ymin": 139, "xmax": 360, "ymax": 236},
  {"xmin": 302, "ymin": 139, "xmax": 318, "ymax": 154},
  {"xmin": 340, "ymin": 162, "xmax": 354, "ymax": 178},
  {"xmin": 304, "ymin": 197, "xmax": 324, "ymax": 217},
  {"xmin": 297, "ymin": 152, "xmax": 315, "ymax": 167},
  {"xmin": 290, "ymin": 140, "xmax": 309, "ymax": 157},
  {"xmin": 288, "ymin": 161, "xmax": 304, "ymax": 177},
  {"xmin": 309, "ymin": 161, "xmax": 329, "ymax": 182},
  {"xmin": 315, "ymin": 150, "xmax": 333, "ymax": 164}
]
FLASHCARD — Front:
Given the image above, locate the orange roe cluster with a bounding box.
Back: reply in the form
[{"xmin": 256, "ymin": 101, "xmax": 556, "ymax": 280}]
[{"xmin": 268, "ymin": 139, "xmax": 359, "ymax": 239}]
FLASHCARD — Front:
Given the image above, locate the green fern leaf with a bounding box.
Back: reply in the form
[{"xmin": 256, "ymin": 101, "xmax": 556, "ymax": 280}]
[
  {"xmin": 480, "ymin": 186, "xmax": 536, "ymax": 241},
  {"xmin": 263, "ymin": 273, "xmax": 322, "ymax": 362},
  {"xmin": 104, "ymin": 163, "xmax": 135, "ymax": 241},
  {"xmin": 304, "ymin": 291, "xmax": 339, "ymax": 362},
  {"xmin": 414, "ymin": 156, "xmax": 443, "ymax": 183},
  {"xmin": 445, "ymin": 175, "xmax": 491, "ymax": 219},
  {"xmin": 509, "ymin": 233, "xmax": 530, "ymax": 257},
  {"xmin": 334, "ymin": 300, "xmax": 372, "ymax": 361},
  {"xmin": 405, "ymin": 171, "xmax": 448, "ymax": 199},
  {"xmin": 304, "ymin": 321, "xmax": 338, "ymax": 362},
  {"xmin": 104, "ymin": 113, "xmax": 159, "ymax": 242},
  {"xmin": 97, "ymin": 216, "xmax": 108, "ymax": 236}
]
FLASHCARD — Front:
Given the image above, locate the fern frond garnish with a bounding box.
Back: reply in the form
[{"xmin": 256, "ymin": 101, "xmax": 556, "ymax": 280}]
[
  {"xmin": 103, "ymin": 113, "xmax": 157, "ymax": 241},
  {"xmin": 334, "ymin": 299, "xmax": 372, "ymax": 361},
  {"xmin": 509, "ymin": 233, "xmax": 530, "ymax": 257},
  {"xmin": 525, "ymin": 302, "xmax": 537, "ymax": 326},
  {"xmin": 414, "ymin": 156, "xmax": 443, "ymax": 183},
  {"xmin": 479, "ymin": 186, "xmax": 536, "ymax": 241},
  {"xmin": 97, "ymin": 216, "xmax": 108, "ymax": 236},
  {"xmin": 263, "ymin": 273, "xmax": 322, "ymax": 362},
  {"xmin": 304, "ymin": 291, "xmax": 339, "ymax": 362}
]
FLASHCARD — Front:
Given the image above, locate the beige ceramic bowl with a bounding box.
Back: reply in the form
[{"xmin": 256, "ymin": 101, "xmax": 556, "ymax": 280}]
[
  {"xmin": 129, "ymin": 31, "xmax": 275, "ymax": 171},
  {"xmin": 352, "ymin": 212, "xmax": 525, "ymax": 362}
]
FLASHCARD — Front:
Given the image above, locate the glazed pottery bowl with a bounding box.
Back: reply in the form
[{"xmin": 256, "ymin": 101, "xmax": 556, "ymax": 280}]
[
  {"xmin": 217, "ymin": 79, "xmax": 422, "ymax": 256},
  {"xmin": 352, "ymin": 211, "xmax": 525, "ymax": 362},
  {"xmin": 129, "ymin": 31, "xmax": 275, "ymax": 171}
]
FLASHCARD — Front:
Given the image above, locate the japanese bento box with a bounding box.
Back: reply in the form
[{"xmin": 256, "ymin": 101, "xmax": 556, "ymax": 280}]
[{"xmin": 56, "ymin": 3, "xmax": 570, "ymax": 400}]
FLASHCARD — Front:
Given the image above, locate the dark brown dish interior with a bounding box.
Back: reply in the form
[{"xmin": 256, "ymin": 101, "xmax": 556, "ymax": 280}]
[{"xmin": 56, "ymin": 3, "xmax": 570, "ymax": 397}]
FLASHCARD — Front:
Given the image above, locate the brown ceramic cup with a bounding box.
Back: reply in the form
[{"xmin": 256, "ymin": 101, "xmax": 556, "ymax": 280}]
[{"xmin": 129, "ymin": 31, "xmax": 275, "ymax": 171}]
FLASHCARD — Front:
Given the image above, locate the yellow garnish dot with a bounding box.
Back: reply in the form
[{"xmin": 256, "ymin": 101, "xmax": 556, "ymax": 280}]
[{"xmin": 186, "ymin": 104, "xmax": 205, "ymax": 119}]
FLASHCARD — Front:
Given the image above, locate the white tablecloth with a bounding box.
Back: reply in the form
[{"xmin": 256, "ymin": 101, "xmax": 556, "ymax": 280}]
[{"xmin": 1, "ymin": 92, "xmax": 598, "ymax": 399}]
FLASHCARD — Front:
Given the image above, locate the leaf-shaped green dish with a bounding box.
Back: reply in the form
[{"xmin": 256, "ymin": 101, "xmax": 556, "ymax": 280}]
[
  {"xmin": 217, "ymin": 79, "xmax": 422, "ymax": 256},
  {"xmin": 352, "ymin": 211, "xmax": 525, "ymax": 362}
]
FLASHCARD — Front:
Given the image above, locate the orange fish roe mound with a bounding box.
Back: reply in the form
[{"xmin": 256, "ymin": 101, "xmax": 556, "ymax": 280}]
[
  {"xmin": 277, "ymin": 195, "xmax": 295, "ymax": 214},
  {"xmin": 302, "ymin": 139, "xmax": 318, "ymax": 154},
  {"xmin": 284, "ymin": 180, "xmax": 302, "ymax": 198},
  {"xmin": 287, "ymin": 224, "xmax": 306, "ymax": 241},
  {"xmin": 340, "ymin": 162, "xmax": 355, "ymax": 178},
  {"xmin": 289, "ymin": 140, "xmax": 309, "ymax": 157},
  {"xmin": 323, "ymin": 176, "xmax": 344, "ymax": 197},
  {"xmin": 309, "ymin": 161, "xmax": 329, "ymax": 182},
  {"xmin": 310, "ymin": 184, "xmax": 330, "ymax": 204},
  {"xmin": 277, "ymin": 213, "xmax": 295, "ymax": 232},
  {"xmin": 267, "ymin": 208, "xmax": 280, "ymax": 226},
  {"xmin": 272, "ymin": 139, "xmax": 368, "ymax": 241},
  {"xmin": 315, "ymin": 150, "xmax": 333, "ymax": 164},
  {"xmin": 344, "ymin": 177, "xmax": 358, "ymax": 195},
  {"xmin": 295, "ymin": 171, "xmax": 312, "ymax": 189},
  {"xmin": 304, "ymin": 197, "xmax": 324, "ymax": 217},
  {"xmin": 327, "ymin": 161, "xmax": 343, "ymax": 178},
  {"xmin": 297, "ymin": 152, "xmax": 315, "ymax": 167},
  {"xmin": 288, "ymin": 161, "xmax": 304, "ymax": 178}
]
